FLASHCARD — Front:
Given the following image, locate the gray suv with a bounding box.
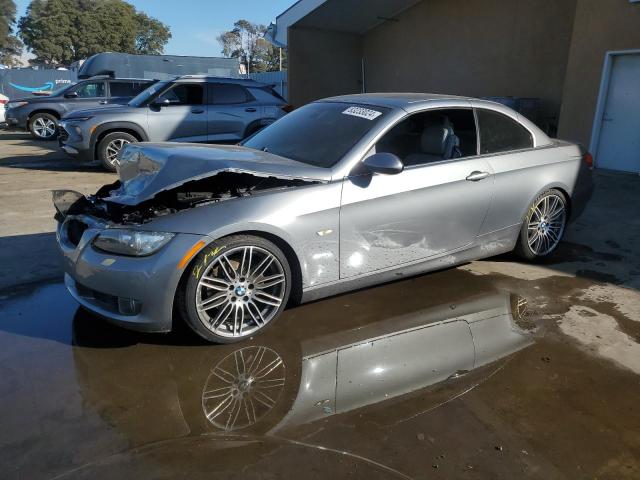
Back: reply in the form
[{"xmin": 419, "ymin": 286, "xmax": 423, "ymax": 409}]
[
  {"xmin": 58, "ymin": 76, "xmax": 291, "ymax": 171},
  {"xmin": 4, "ymin": 76, "xmax": 153, "ymax": 140}
]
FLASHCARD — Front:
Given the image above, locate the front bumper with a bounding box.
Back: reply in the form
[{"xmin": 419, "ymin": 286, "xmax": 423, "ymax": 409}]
[
  {"xmin": 58, "ymin": 216, "xmax": 210, "ymax": 332},
  {"xmin": 4, "ymin": 109, "xmax": 27, "ymax": 129},
  {"xmin": 58, "ymin": 121, "xmax": 94, "ymax": 161}
]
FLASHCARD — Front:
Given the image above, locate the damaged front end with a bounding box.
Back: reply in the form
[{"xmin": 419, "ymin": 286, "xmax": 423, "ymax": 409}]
[
  {"xmin": 53, "ymin": 142, "xmax": 329, "ymax": 226},
  {"xmin": 53, "ymin": 172, "xmax": 319, "ymax": 226}
]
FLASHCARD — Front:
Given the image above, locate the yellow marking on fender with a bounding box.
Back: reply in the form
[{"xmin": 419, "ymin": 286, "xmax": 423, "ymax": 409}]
[
  {"xmin": 177, "ymin": 240, "xmax": 207, "ymax": 270},
  {"xmin": 192, "ymin": 245, "xmax": 227, "ymax": 278},
  {"xmin": 101, "ymin": 258, "xmax": 116, "ymax": 266}
]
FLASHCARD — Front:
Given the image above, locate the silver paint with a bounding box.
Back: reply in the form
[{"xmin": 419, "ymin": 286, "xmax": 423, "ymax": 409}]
[{"xmin": 57, "ymin": 93, "xmax": 593, "ymax": 332}]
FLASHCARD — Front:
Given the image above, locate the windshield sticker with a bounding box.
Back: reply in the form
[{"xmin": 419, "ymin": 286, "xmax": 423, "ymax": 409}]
[{"xmin": 342, "ymin": 106, "xmax": 383, "ymax": 120}]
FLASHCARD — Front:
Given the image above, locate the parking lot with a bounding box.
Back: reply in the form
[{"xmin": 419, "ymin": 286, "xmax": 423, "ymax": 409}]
[{"xmin": 1, "ymin": 129, "xmax": 640, "ymax": 479}]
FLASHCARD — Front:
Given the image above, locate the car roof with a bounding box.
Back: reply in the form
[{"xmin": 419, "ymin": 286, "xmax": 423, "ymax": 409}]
[
  {"xmin": 318, "ymin": 92, "xmax": 473, "ymax": 109},
  {"xmin": 173, "ymin": 75, "xmax": 266, "ymax": 87},
  {"xmin": 85, "ymin": 76, "xmax": 152, "ymax": 82}
]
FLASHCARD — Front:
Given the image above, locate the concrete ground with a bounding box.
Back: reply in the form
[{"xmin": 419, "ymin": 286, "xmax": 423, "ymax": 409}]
[{"xmin": 0, "ymin": 129, "xmax": 639, "ymax": 479}]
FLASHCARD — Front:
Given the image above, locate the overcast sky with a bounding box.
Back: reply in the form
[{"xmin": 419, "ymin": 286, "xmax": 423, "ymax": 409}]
[{"xmin": 14, "ymin": 0, "xmax": 295, "ymax": 57}]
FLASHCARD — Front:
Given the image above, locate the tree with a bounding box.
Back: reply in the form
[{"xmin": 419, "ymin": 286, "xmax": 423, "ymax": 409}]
[
  {"xmin": 217, "ymin": 20, "xmax": 285, "ymax": 73},
  {"xmin": 0, "ymin": 0, "xmax": 23, "ymax": 66},
  {"xmin": 18, "ymin": 0, "xmax": 171, "ymax": 66},
  {"xmin": 134, "ymin": 12, "xmax": 171, "ymax": 55}
]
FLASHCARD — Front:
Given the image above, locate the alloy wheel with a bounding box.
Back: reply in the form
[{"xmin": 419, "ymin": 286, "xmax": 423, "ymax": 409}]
[
  {"xmin": 32, "ymin": 117, "xmax": 56, "ymax": 139},
  {"xmin": 202, "ymin": 346, "xmax": 285, "ymax": 431},
  {"xmin": 195, "ymin": 246, "xmax": 287, "ymax": 338},
  {"xmin": 105, "ymin": 138, "xmax": 130, "ymax": 166},
  {"xmin": 527, "ymin": 194, "xmax": 566, "ymax": 256}
]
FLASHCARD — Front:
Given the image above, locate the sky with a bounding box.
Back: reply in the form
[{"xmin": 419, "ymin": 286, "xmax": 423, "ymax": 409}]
[{"xmin": 14, "ymin": 0, "xmax": 295, "ymax": 57}]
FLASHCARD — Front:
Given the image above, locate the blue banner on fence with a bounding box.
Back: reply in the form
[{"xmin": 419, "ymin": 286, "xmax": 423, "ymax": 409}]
[{"xmin": 0, "ymin": 69, "xmax": 77, "ymax": 100}]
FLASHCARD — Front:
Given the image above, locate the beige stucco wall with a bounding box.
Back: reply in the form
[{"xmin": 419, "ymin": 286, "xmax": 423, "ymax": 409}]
[
  {"xmin": 362, "ymin": 0, "xmax": 577, "ymax": 128},
  {"xmin": 557, "ymin": 0, "xmax": 640, "ymax": 147},
  {"xmin": 288, "ymin": 27, "xmax": 363, "ymax": 107}
]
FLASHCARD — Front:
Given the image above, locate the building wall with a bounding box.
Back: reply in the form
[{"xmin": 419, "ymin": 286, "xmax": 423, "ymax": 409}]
[
  {"xmin": 362, "ymin": 0, "xmax": 577, "ymax": 130},
  {"xmin": 557, "ymin": 0, "xmax": 640, "ymax": 147},
  {"xmin": 288, "ymin": 27, "xmax": 363, "ymax": 107}
]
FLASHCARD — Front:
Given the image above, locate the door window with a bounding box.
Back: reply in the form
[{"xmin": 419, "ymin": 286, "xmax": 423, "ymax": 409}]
[
  {"xmin": 208, "ymin": 83, "xmax": 251, "ymax": 104},
  {"xmin": 476, "ymin": 109, "xmax": 533, "ymax": 154},
  {"xmin": 376, "ymin": 109, "xmax": 478, "ymax": 167},
  {"xmin": 74, "ymin": 81, "xmax": 106, "ymax": 98},
  {"xmin": 158, "ymin": 84, "xmax": 204, "ymax": 105}
]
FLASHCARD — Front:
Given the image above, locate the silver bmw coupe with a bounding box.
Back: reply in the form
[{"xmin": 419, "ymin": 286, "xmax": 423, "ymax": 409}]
[{"xmin": 54, "ymin": 93, "xmax": 593, "ymax": 343}]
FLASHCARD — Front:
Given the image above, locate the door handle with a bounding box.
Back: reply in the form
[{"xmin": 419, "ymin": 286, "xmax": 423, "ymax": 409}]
[
  {"xmin": 99, "ymin": 100, "xmax": 108, "ymax": 105},
  {"xmin": 191, "ymin": 108, "xmax": 205, "ymax": 114},
  {"xmin": 245, "ymin": 107, "xmax": 257, "ymax": 112},
  {"xmin": 466, "ymin": 171, "xmax": 490, "ymax": 181}
]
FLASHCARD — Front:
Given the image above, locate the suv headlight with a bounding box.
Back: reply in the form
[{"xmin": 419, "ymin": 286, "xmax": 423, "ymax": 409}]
[
  {"xmin": 7, "ymin": 101, "xmax": 28, "ymax": 109},
  {"xmin": 93, "ymin": 229, "xmax": 175, "ymax": 256}
]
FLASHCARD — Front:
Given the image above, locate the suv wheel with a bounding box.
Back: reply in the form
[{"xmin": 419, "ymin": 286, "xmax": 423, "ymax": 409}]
[
  {"xmin": 29, "ymin": 113, "xmax": 58, "ymax": 140},
  {"xmin": 97, "ymin": 132, "xmax": 137, "ymax": 171}
]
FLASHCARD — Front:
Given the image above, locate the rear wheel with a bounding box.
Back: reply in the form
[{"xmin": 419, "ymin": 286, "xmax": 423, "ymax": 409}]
[
  {"xmin": 29, "ymin": 113, "xmax": 58, "ymax": 140},
  {"xmin": 514, "ymin": 189, "xmax": 568, "ymax": 260},
  {"xmin": 97, "ymin": 131, "xmax": 137, "ymax": 171},
  {"xmin": 178, "ymin": 235, "xmax": 292, "ymax": 344}
]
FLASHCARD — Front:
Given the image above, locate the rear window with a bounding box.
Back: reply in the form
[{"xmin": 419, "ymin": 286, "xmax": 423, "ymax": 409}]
[
  {"xmin": 110, "ymin": 81, "xmax": 150, "ymax": 97},
  {"xmin": 242, "ymin": 102, "xmax": 390, "ymax": 168},
  {"xmin": 208, "ymin": 83, "xmax": 251, "ymax": 104},
  {"xmin": 477, "ymin": 109, "xmax": 533, "ymax": 154}
]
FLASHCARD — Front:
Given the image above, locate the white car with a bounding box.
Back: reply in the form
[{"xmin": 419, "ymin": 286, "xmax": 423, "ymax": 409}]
[{"xmin": 0, "ymin": 93, "xmax": 8, "ymax": 124}]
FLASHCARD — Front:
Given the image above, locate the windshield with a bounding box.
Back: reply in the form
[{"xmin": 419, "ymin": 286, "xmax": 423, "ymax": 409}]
[
  {"xmin": 242, "ymin": 102, "xmax": 390, "ymax": 168},
  {"xmin": 128, "ymin": 80, "xmax": 172, "ymax": 107},
  {"xmin": 50, "ymin": 82, "xmax": 76, "ymax": 96}
]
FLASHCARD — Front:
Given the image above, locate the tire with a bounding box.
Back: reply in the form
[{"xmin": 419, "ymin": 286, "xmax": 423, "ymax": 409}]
[
  {"xmin": 97, "ymin": 131, "xmax": 137, "ymax": 171},
  {"xmin": 514, "ymin": 189, "xmax": 568, "ymax": 261},
  {"xmin": 29, "ymin": 112, "xmax": 58, "ymax": 140},
  {"xmin": 177, "ymin": 235, "xmax": 293, "ymax": 344}
]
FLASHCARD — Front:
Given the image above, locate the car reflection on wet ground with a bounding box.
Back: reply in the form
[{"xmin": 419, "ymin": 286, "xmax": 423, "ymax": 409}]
[{"xmin": 2, "ymin": 264, "xmax": 640, "ymax": 479}]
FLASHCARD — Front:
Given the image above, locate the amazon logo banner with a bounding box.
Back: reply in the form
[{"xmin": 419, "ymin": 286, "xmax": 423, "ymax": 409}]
[{"xmin": 0, "ymin": 69, "xmax": 77, "ymax": 100}]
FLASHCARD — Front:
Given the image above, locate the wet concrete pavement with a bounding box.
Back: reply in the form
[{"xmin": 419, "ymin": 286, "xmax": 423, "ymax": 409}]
[
  {"xmin": 2, "ymin": 264, "xmax": 640, "ymax": 479},
  {"xmin": 1, "ymin": 131, "xmax": 640, "ymax": 479}
]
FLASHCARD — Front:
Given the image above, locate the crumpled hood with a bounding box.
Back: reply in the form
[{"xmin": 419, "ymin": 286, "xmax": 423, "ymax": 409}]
[{"xmin": 105, "ymin": 142, "xmax": 332, "ymax": 206}]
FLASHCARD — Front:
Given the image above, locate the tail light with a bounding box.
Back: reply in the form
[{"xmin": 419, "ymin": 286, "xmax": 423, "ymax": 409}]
[
  {"xmin": 281, "ymin": 104, "xmax": 294, "ymax": 113},
  {"xmin": 0, "ymin": 99, "xmax": 7, "ymax": 105},
  {"xmin": 583, "ymin": 151, "xmax": 594, "ymax": 169}
]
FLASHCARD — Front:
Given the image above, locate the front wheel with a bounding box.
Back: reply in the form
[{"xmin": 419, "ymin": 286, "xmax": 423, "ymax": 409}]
[
  {"xmin": 97, "ymin": 131, "xmax": 137, "ymax": 171},
  {"xmin": 178, "ymin": 235, "xmax": 292, "ymax": 344},
  {"xmin": 514, "ymin": 189, "xmax": 568, "ymax": 260},
  {"xmin": 29, "ymin": 113, "xmax": 58, "ymax": 140}
]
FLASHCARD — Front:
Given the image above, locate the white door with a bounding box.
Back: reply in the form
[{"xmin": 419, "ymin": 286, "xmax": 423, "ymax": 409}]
[{"xmin": 596, "ymin": 54, "xmax": 640, "ymax": 172}]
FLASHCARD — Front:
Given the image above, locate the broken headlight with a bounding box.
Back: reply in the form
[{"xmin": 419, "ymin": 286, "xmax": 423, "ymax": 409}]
[{"xmin": 93, "ymin": 229, "xmax": 174, "ymax": 256}]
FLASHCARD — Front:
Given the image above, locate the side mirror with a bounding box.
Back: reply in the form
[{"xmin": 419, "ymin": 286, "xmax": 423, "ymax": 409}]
[
  {"xmin": 362, "ymin": 152, "xmax": 404, "ymax": 175},
  {"xmin": 151, "ymin": 98, "xmax": 171, "ymax": 108},
  {"xmin": 64, "ymin": 91, "xmax": 78, "ymax": 98}
]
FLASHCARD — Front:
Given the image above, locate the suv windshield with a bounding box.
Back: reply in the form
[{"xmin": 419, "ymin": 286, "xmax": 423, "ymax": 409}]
[
  {"xmin": 128, "ymin": 79, "xmax": 172, "ymax": 107},
  {"xmin": 242, "ymin": 102, "xmax": 390, "ymax": 168}
]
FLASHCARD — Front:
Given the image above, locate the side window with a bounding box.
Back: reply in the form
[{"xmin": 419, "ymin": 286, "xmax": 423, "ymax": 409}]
[
  {"xmin": 376, "ymin": 109, "xmax": 478, "ymax": 167},
  {"xmin": 74, "ymin": 81, "xmax": 106, "ymax": 98},
  {"xmin": 158, "ymin": 84, "xmax": 204, "ymax": 105},
  {"xmin": 109, "ymin": 82, "xmax": 137, "ymax": 97},
  {"xmin": 208, "ymin": 83, "xmax": 251, "ymax": 104},
  {"xmin": 477, "ymin": 109, "xmax": 533, "ymax": 154}
]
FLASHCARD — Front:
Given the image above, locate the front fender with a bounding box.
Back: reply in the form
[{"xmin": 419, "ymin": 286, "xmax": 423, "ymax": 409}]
[{"xmin": 137, "ymin": 183, "xmax": 343, "ymax": 288}]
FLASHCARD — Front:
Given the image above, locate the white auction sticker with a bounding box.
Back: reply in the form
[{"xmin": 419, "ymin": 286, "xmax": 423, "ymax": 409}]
[{"xmin": 342, "ymin": 106, "xmax": 383, "ymax": 120}]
